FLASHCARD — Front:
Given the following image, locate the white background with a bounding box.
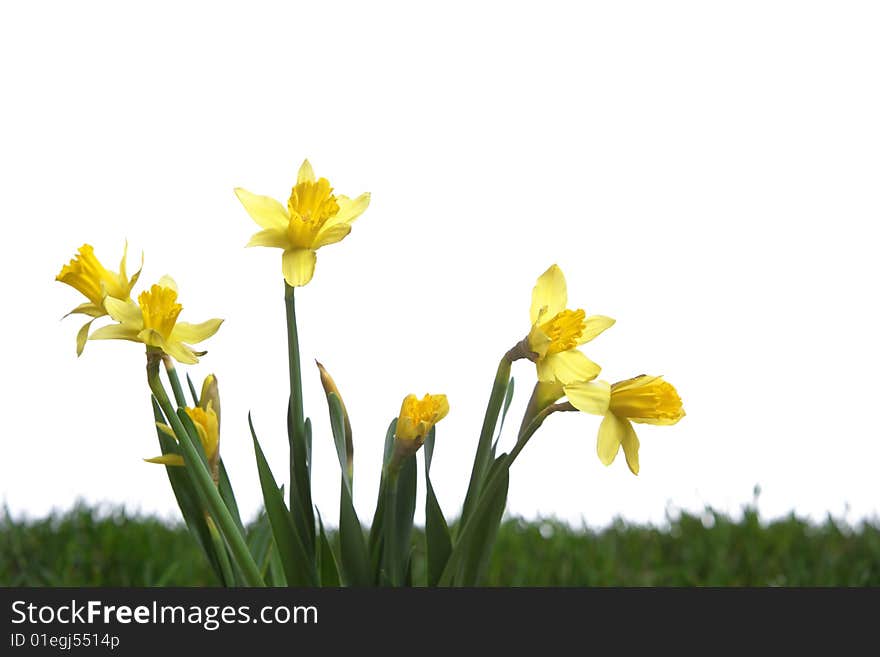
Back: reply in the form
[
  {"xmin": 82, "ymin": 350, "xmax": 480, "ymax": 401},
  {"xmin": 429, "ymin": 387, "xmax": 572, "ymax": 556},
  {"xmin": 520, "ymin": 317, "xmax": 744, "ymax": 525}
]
[{"xmin": 2, "ymin": 1, "xmax": 878, "ymax": 529}]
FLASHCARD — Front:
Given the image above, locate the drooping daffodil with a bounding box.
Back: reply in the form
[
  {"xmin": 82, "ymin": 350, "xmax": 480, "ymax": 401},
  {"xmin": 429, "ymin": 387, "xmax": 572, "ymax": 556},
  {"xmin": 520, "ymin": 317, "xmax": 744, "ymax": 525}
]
[
  {"xmin": 534, "ymin": 375, "xmax": 684, "ymax": 475},
  {"xmin": 56, "ymin": 242, "xmax": 143, "ymax": 355},
  {"xmin": 235, "ymin": 160, "xmax": 370, "ymax": 287},
  {"xmin": 89, "ymin": 276, "xmax": 222, "ymax": 364}
]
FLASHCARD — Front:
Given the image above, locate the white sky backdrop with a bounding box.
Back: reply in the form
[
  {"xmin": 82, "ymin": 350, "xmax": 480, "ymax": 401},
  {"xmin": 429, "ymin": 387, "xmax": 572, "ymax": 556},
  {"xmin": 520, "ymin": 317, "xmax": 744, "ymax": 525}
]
[{"xmin": 2, "ymin": 1, "xmax": 878, "ymax": 529}]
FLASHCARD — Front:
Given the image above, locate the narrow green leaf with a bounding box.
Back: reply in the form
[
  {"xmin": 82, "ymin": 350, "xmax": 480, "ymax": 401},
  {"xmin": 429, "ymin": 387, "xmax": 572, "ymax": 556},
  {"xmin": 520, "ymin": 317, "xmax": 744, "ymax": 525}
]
[
  {"xmin": 250, "ymin": 413, "xmax": 316, "ymax": 586},
  {"xmin": 317, "ymin": 510, "xmax": 341, "ymax": 587},
  {"xmin": 218, "ymin": 459, "xmax": 245, "ymax": 536},
  {"xmin": 439, "ymin": 454, "xmax": 510, "ymax": 586},
  {"xmin": 287, "ymin": 399, "xmax": 316, "ymax": 558},
  {"xmin": 424, "ymin": 429, "xmax": 452, "ymax": 587},
  {"xmin": 460, "ymin": 356, "xmax": 512, "ymax": 533},
  {"xmin": 151, "ymin": 397, "xmax": 223, "ymax": 584},
  {"xmin": 328, "ymin": 393, "xmax": 351, "ymax": 492},
  {"xmin": 491, "ymin": 376, "xmax": 515, "ymax": 459},
  {"xmin": 339, "ymin": 481, "xmax": 371, "ymax": 586},
  {"xmin": 384, "ymin": 455, "xmax": 417, "ymax": 586},
  {"xmin": 186, "ymin": 372, "xmax": 200, "ymax": 406},
  {"xmin": 368, "ymin": 418, "xmax": 397, "ymax": 580}
]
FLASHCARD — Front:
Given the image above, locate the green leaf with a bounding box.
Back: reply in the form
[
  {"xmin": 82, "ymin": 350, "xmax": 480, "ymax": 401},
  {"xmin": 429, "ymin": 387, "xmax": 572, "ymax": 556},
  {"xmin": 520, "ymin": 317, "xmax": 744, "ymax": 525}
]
[
  {"xmin": 151, "ymin": 397, "xmax": 223, "ymax": 584},
  {"xmin": 384, "ymin": 455, "xmax": 417, "ymax": 586},
  {"xmin": 286, "ymin": 398, "xmax": 316, "ymax": 559},
  {"xmin": 327, "ymin": 393, "xmax": 351, "ymax": 492},
  {"xmin": 338, "ymin": 481, "xmax": 371, "ymax": 586},
  {"xmin": 186, "ymin": 372, "xmax": 200, "ymax": 406},
  {"xmin": 460, "ymin": 357, "xmax": 512, "ymax": 534},
  {"xmin": 423, "ymin": 428, "xmax": 452, "ymax": 586},
  {"xmin": 218, "ymin": 459, "xmax": 245, "ymax": 537},
  {"xmin": 250, "ymin": 413, "xmax": 316, "ymax": 587},
  {"xmin": 440, "ymin": 454, "xmax": 510, "ymax": 586},
  {"xmin": 491, "ymin": 377, "xmax": 515, "ymax": 459},
  {"xmin": 368, "ymin": 418, "xmax": 397, "ymax": 579},
  {"xmin": 317, "ymin": 510, "xmax": 341, "ymax": 587}
]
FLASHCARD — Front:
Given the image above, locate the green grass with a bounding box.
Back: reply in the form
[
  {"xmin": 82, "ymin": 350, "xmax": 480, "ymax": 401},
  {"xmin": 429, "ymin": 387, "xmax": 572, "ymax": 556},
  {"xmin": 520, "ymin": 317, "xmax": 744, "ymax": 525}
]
[{"xmin": 2, "ymin": 503, "xmax": 878, "ymax": 586}]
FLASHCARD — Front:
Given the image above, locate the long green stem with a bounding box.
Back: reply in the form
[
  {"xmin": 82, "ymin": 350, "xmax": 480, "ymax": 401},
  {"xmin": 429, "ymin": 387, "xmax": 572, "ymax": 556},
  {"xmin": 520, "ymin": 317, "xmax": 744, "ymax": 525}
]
[
  {"xmin": 283, "ymin": 283, "xmax": 315, "ymax": 558},
  {"xmin": 147, "ymin": 353, "xmax": 265, "ymax": 586},
  {"xmin": 162, "ymin": 355, "xmax": 187, "ymax": 408},
  {"xmin": 285, "ymin": 284, "xmax": 304, "ymax": 430}
]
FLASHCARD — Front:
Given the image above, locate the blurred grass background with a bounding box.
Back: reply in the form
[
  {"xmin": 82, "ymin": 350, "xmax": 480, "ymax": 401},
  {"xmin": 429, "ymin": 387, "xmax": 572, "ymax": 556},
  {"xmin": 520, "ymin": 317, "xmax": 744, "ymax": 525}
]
[{"xmin": 2, "ymin": 502, "xmax": 878, "ymax": 586}]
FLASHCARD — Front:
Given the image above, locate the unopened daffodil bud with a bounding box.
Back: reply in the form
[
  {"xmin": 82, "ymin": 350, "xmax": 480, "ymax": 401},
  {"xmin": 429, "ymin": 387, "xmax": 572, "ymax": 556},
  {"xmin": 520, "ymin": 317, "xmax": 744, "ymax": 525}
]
[
  {"xmin": 146, "ymin": 403, "xmax": 221, "ymax": 483},
  {"xmin": 199, "ymin": 374, "xmax": 221, "ymax": 429},
  {"xmin": 316, "ymin": 361, "xmax": 353, "ymax": 480},
  {"xmin": 390, "ymin": 393, "xmax": 449, "ymax": 472}
]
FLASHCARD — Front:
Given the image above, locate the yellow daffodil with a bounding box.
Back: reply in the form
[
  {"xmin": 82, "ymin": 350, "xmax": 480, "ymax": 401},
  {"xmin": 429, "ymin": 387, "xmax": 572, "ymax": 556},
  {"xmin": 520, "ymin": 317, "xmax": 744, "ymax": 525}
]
[
  {"xmin": 56, "ymin": 242, "xmax": 143, "ymax": 355},
  {"xmin": 563, "ymin": 375, "xmax": 684, "ymax": 475},
  {"xmin": 395, "ymin": 393, "xmax": 450, "ymax": 444},
  {"xmin": 525, "ymin": 264, "xmax": 615, "ymax": 384},
  {"xmin": 235, "ymin": 160, "xmax": 370, "ymax": 287},
  {"xmin": 389, "ymin": 392, "xmax": 449, "ymax": 472},
  {"xmin": 89, "ymin": 276, "xmax": 222, "ymax": 364},
  {"xmin": 147, "ymin": 401, "xmax": 221, "ymax": 481}
]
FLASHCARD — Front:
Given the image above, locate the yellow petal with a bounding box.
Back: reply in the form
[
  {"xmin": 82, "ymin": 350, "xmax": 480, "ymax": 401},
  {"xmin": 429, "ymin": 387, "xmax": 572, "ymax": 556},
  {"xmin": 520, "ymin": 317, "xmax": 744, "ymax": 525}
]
[
  {"xmin": 297, "ymin": 159, "xmax": 316, "ymax": 184},
  {"xmin": 64, "ymin": 302, "xmax": 105, "ymax": 318},
  {"xmin": 246, "ymin": 228, "xmax": 290, "ymax": 249},
  {"xmin": 144, "ymin": 454, "xmax": 185, "ymax": 466},
  {"xmin": 597, "ymin": 412, "xmax": 626, "ymax": 465},
  {"xmin": 75, "ymin": 318, "xmax": 95, "ymax": 356},
  {"xmin": 312, "ymin": 223, "xmax": 352, "ymax": 249},
  {"xmin": 157, "ymin": 275, "xmax": 177, "ymax": 292},
  {"xmin": 165, "ymin": 341, "xmax": 200, "ymax": 365},
  {"xmin": 563, "ymin": 380, "xmax": 610, "ymax": 415},
  {"xmin": 578, "ymin": 315, "xmax": 616, "ymax": 345},
  {"xmin": 171, "ymin": 319, "xmax": 224, "ymax": 345},
  {"xmin": 89, "ymin": 324, "xmax": 141, "ymax": 342},
  {"xmin": 537, "ymin": 348, "xmax": 601, "ymax": 384},
  {"xmin": 619, "ymin": 419, "xmax": 640, "ymax": 475},
  {"xmin": 530, "ymin": 264, "xmax": 567, "ymax": 325},
  {"xmin": 329, "ymin": 192, "xmax": 371, "ymax": 226},
  {"xmin": 104, "ymin": 297, "xmax": 143, "ymax": 327},
  {"xmin": 234, "ymin": 187, "xmax": 289, "ymax": 230},
  {"xmin": 155, "ymin": 422, "xmax": 176, "ymax": 439},
  {"xmin": 282, "ymin": 248, "xmax": 317, "ymax": 287}
]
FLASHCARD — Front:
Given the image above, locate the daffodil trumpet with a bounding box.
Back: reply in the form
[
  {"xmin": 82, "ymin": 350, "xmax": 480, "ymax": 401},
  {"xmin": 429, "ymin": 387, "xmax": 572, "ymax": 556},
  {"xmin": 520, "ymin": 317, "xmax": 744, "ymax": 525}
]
[
  {"xmin": 56, "ymin": 242, "xmax": 143, "ymax": 356},
  {"xmin": 235, "ymin": 160, "xmax": 370, "ymax": 288}
]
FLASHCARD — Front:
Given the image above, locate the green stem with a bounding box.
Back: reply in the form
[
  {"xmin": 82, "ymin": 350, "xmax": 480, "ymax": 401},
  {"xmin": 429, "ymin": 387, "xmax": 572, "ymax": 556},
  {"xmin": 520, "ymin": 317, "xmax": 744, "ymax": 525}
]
[
  {"xmin": 284, "ymin": 283, "xmax": 315, "ymax": 556},
  {"xmin": 162, "ymin": 355, "xmax": 187, "ymax": 408},
  {"xmin": 147, "ymin": 352, "xmax": 265, "ymax": 587},
  {"xmin": 284, "ymin": 283, "xmax": 305, "ymax": 507},
  {"xmin": 460, "ymin": 353, "xmax": 513, "ymax": 531}
]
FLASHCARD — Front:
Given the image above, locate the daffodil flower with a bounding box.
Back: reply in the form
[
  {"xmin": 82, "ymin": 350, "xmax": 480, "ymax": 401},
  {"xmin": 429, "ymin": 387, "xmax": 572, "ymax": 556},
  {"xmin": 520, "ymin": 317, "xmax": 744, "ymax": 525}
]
[
  {"xmin": 524, "ymin": 264, "xmax": 615, "ymax": 384},
  {"xmin": 563, "ymin": 375, "xmax": 685, "ymax": 475},
  {"xmin": 395, "ymin": 393, "xmax": 450, "ymax": 444},
  {"xmin": 389, "ymin": 393, "xmax": 450, "ymax": 471},
  {"xmin": 235, "ymin": 160, "xmax": 370, "ymax": 287},
  {"xmin": 56, "ymin": 242, "xmax": 143, "ymax": 355},
  {"xmin": 147, "ymin": 402, "xmax": 220, "ymax": 481},
  {"xmin": 89, "ymin": 276, "xmax": 222, "ymax": 364}
]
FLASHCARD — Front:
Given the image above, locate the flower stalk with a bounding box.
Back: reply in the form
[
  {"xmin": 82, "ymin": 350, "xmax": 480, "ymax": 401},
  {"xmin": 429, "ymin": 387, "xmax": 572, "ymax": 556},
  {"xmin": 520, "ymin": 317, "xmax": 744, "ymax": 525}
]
[{"xmin": 146, "ymin": 349, "xmax": 264, "ymax": 587}]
